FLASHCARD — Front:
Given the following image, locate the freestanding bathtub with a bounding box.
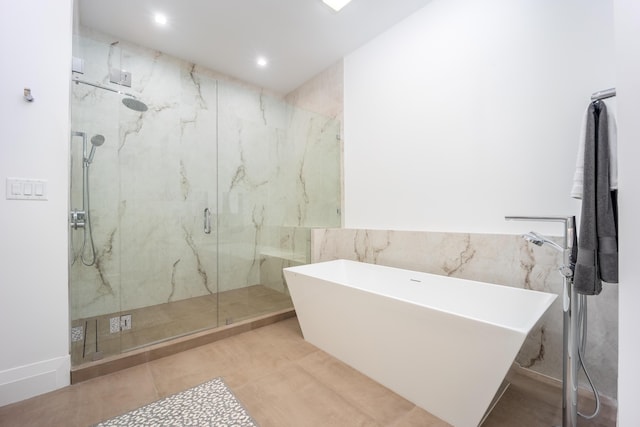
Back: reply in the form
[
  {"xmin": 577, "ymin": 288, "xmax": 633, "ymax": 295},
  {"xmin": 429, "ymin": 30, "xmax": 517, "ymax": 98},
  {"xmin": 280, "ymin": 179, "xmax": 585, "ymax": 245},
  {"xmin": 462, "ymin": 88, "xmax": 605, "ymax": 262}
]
[{"xmin": 283, "ymin": 259, "xmax": 556, "ymax": 427}]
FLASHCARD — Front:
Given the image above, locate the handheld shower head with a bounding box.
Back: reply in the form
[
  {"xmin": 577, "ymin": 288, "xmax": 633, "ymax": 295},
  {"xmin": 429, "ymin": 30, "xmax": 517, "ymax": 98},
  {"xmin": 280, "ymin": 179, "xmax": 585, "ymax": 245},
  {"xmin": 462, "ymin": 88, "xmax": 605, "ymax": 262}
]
[
  {"xmin": 91, "ymin": 134, "xmax": 105, "ymax": 146},
  {"xmin": 87, "ymin": 134, "xmax": 105, "ymax": 164},
  {"xmin": 522, "ymin": 232, "xmax": 545, "ymax": 246},
  {"xmin": 522, "ymin": 231, "xmax": 564, "ymax": 252}
]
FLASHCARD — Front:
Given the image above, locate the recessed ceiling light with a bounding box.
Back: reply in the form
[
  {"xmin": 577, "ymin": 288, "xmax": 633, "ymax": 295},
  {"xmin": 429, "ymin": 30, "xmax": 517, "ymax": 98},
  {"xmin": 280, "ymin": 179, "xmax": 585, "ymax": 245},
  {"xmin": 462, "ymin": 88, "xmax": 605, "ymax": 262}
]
[
  {"xmin": 322, "ymin": 0, "xmax": 352, "ymax": 12},
  {"xmin": 154, "ymin": 13, "xmax": 168, "ymax": 26},
  {"xmin": 256, "ymin": 56, "xmax": 268, "ymax": 68}
]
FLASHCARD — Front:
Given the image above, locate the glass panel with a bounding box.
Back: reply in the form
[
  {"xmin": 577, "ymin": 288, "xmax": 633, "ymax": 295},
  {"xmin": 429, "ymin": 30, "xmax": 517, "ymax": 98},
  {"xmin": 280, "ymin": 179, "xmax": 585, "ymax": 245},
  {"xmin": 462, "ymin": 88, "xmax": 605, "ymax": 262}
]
[
  {"xmin": 115, "ymin": 45, "xmax": 220, "ymax": 353},
  {"xmin": 70, "ymin": 28, "xmax": 219, "ymax": 365},
  {"xmin": 70, "ymin": 32, "xmax": 125, "ymax": 364},
  {"xmin": 217, "ymin": 81, "xmax": 341, "ymax": 325}
]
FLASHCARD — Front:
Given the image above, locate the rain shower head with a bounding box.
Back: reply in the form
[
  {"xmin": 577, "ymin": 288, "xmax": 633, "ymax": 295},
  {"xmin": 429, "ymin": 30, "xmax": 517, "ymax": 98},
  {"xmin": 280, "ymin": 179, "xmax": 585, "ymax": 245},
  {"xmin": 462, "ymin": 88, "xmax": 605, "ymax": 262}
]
[
  {"xmin": 122, "ymin": 97, "xmax": 148, "ymax": 112},
  {"xmin": 522, "ymin": 231, "xmax": 564, "ymax": 252},
  {"xmin": 87, "ymin": 134, "xmax": 105, "ymax": 164}
]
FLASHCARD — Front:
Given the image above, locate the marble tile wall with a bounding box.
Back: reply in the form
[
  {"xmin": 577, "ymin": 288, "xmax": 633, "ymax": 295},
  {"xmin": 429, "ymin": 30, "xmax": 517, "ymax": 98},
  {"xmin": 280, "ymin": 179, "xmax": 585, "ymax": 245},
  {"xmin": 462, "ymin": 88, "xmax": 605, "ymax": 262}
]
[
  {"xmin": 311, "ymin": 228, "xmax": 618, "ymax": 399},
  {"xmin": 284, "ymin": 61, "xmax": 344, "ymax": 121},
  {"xmin": 285, "ymin": 61, "xmax": 344, "ymax": 225},
  {"xmin": 70, "ymin": 27, "xmax": 341, "ymax": 321}
]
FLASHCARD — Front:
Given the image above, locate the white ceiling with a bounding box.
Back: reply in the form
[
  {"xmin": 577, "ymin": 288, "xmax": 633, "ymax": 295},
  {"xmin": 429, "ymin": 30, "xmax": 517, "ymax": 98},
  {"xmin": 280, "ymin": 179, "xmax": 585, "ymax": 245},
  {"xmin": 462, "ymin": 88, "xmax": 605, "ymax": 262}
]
[{"xmin": 77, "ymin": 0, "xmax": 432, "ymax": 94}]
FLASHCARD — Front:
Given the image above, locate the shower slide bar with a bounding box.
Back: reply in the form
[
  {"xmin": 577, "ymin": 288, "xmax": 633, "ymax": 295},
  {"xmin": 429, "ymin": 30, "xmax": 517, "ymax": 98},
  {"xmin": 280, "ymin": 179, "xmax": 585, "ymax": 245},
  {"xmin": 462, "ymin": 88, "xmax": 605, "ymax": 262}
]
[{"xmin": 591, "ymin": 88, "xmax": 616, "ymax": 101}]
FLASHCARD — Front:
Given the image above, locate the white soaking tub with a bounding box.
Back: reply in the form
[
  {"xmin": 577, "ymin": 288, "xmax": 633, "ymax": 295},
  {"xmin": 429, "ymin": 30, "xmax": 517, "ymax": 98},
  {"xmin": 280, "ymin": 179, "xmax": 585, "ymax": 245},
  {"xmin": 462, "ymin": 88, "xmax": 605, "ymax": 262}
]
[{"xmin": 283, "ymin": 259, "xmax": 556, "ymax": 427}]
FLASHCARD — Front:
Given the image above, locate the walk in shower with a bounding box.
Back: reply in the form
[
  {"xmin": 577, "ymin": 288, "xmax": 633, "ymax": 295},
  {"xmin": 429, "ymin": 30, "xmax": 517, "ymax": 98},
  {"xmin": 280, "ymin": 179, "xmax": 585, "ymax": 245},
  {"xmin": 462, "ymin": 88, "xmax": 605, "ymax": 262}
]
[{"xmin": 69, "ymin": 26, "xmax": 341, "ymax": 366}]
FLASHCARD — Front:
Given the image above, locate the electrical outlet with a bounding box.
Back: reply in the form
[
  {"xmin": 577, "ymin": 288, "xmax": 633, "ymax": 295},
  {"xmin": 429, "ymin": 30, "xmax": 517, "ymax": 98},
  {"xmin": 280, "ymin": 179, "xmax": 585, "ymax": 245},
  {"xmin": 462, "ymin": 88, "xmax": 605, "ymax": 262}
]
[
  {"xmin": 120, "ymin": 314, "xmax": 132, "ymax": 330},
  {"xmin": 110, "ymin": 317, "xmax": 120, "ymax": 333}
]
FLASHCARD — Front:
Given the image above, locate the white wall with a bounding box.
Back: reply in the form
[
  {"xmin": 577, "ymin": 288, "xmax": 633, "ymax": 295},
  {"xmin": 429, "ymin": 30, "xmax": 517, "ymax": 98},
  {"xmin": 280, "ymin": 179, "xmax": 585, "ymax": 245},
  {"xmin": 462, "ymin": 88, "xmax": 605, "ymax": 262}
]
[
  {"xmin": 0, "ymin": 0, "xmax": 72, "ymax": 405},
  {"xmin": 344, "ymin": 0, "xmax": 640, "ymax": 424},
  {"xmin": 344, "ymin": 0, "xmax": 615, "ymax": 236},
  {"xmin": 614, "ymin": 0, "xmax": 640, "ymax": 424}
]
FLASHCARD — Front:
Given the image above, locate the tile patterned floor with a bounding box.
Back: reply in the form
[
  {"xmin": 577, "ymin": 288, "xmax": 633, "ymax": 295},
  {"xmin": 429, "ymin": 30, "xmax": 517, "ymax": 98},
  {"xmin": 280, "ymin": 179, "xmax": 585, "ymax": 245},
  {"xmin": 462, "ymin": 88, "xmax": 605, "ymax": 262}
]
[{"xmin": 1, "ymin": 317, "xmax": 616, "ymax": 427}]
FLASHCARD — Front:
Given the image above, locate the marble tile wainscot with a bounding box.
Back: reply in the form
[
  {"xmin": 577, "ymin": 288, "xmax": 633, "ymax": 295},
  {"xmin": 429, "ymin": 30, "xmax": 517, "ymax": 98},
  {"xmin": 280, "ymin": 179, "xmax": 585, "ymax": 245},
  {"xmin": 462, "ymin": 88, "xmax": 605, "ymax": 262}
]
[{"xmin": 310, "ymin": 228, "xmax": 618, "ymax": 401}]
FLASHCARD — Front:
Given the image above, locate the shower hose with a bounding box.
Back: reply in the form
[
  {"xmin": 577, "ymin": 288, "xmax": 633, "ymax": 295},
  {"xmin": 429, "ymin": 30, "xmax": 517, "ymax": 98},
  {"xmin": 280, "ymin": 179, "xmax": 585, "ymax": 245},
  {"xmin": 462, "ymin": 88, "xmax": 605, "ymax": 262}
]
[
  {"xmin": 70, "ymin": 159, "xmax": 97, "ymax": 267},
  {"xmin": 577, "ymin": 294, "xmax": 601, "ymax": 420}
]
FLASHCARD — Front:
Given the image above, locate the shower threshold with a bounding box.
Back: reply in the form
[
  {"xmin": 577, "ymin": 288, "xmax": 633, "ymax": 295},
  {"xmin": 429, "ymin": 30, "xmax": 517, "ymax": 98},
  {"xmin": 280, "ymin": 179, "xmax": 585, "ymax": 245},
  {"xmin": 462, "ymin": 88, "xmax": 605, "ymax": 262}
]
[{"xmin": 70, "ymin": 285, "xmax": 294, "ymax": 382}]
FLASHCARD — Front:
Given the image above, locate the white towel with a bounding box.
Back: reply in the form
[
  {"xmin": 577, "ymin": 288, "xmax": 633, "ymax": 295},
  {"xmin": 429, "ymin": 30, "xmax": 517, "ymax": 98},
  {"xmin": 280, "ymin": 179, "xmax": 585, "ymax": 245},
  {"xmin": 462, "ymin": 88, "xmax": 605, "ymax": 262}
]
[{"xmin": 571, "ymin": 98, "xmax": 617, "ymax": 199}]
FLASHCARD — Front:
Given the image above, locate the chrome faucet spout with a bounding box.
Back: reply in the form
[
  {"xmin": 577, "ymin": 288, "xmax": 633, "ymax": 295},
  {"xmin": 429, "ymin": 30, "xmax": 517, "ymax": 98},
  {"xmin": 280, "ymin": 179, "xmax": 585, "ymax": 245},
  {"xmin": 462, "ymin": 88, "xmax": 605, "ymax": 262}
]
[{"xmin": 505, "ymin": 215, "xmax": 575, "ymax": 252}]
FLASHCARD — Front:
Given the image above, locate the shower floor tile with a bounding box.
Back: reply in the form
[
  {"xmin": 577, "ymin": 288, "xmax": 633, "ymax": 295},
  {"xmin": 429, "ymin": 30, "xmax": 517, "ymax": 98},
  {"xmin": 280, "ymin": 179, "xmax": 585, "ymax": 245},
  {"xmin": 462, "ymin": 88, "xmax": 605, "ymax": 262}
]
[{"xmin": 70, "ymin": 285, "xmax": 292, "ymax": 366}]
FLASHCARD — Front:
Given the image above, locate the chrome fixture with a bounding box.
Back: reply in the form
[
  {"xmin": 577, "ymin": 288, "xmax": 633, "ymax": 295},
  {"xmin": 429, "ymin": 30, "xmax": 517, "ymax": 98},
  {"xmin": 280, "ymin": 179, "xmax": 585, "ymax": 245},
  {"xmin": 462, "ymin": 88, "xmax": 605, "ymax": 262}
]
[
  {"xmin": 70, "ymin": 131, "xmax": 105, "ymax": 266},
  {"xmin": 72, "ymin": 75, "xmax": 148, "ymax": 112},
  {"xmin": 522, "ymin": 231, "xmax": 565, "ymax": 253},
  {"xmin": 121, "ymin": 97, "xmax": 148, "ymax": 112},
  {"xmin": 505, "ymin": 215, "xmax": 579, "ymax": 427},
  {"xmin": 86, "ymin": 134, "xmax": 105, "ymax": 165},
  {"xmin": 72, "ymin": 75, "xmax": 135, "ymax": 97},
  {"xmin": 23, "ymin": 88, "xmax": 34, "ymax": 102},
  {"xmin": 204, "ymin": 208, "xmax": 212, "ymax": 234},
  {"xmin": 70, "ymin": 209, "xmax": 86, "ymax": 230},
  {"xmin": 590, "ymin": 87, "xmax": 616, "ymax": 101},
  {"xmin": 70, "ymin": 131, "xmax": 87, "ymax": 231},
  {"xmin": 521, "ymin": 231, "xmax": 574, "ymax": 279}
]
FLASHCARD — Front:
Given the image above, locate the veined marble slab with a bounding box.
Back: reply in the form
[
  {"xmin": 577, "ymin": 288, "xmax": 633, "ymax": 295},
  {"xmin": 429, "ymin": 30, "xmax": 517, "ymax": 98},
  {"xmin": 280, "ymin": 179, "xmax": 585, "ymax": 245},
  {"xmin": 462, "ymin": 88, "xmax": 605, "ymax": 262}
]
[{"xmin": 70, "ymin": 28, "xmax": 340, "ymax": 324}]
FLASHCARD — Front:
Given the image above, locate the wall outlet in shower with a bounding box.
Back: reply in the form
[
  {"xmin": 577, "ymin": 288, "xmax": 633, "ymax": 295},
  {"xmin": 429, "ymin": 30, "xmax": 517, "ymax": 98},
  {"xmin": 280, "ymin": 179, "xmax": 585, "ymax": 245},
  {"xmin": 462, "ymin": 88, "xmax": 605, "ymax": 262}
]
[
  {"xmin": 120, "ymin": 314, "xmax": 132, "ymax": 330},
  {"xmin": 109, "ymin": 315, "xmax": 133, "ymax": 332}
]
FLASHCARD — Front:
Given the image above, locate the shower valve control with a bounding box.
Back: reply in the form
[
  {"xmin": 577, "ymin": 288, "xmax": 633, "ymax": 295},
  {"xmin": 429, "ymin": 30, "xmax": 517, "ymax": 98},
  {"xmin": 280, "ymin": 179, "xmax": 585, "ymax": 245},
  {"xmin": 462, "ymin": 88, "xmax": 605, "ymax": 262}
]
[{"xmin": 70, "ymin": 209, "xmax": 86, "ymax": 229}]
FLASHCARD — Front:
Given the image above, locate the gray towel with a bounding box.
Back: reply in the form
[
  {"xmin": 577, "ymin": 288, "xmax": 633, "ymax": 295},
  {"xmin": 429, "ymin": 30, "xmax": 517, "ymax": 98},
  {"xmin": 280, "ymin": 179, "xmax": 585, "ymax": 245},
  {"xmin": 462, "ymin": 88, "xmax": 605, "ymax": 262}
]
[{"xmin": 574, "ymin": 101, "xmax": 619, "ymax": 295}]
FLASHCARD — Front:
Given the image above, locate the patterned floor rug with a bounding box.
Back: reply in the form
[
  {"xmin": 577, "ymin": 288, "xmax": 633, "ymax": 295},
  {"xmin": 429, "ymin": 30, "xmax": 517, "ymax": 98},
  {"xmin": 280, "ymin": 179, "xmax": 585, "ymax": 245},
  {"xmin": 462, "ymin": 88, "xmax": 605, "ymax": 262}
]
[{"xmin": 94, "ymin": 377, "xmax": 259, "ymax": 426}]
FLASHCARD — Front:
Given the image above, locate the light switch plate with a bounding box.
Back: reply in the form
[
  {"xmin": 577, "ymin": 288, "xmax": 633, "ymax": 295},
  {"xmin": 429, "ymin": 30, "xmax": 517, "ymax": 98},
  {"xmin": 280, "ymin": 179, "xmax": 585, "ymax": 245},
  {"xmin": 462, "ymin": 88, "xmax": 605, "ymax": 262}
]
[{"xmin": 6, "ymin": 178, "xmax": 48, "ymax": 200}]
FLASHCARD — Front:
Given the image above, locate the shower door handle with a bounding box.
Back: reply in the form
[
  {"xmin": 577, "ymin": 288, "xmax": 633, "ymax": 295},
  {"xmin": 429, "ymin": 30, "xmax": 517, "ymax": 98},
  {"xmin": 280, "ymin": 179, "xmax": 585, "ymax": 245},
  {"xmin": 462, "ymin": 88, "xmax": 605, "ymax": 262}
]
[{"xmin": 204, "ymin": 208, "xmax": 212, "ymax": 234}]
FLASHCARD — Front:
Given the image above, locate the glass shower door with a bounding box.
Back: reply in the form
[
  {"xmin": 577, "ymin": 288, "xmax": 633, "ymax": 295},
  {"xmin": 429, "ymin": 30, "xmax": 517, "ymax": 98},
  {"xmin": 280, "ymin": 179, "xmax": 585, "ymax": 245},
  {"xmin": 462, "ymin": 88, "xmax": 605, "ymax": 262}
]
[
  {"xmin": 115, "ymin": 68, "xmax": 220, "ymax": 353},
  {"xmin": 69, "ymin": 31, "xmax": 220, "ymax": 365}
]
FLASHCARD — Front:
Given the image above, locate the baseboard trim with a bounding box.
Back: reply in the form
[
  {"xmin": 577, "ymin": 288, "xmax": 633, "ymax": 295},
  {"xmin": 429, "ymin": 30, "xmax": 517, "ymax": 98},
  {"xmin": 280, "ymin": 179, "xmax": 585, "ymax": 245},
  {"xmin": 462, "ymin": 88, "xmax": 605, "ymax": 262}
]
[{"xmin": 0, "ymin": 355, "xmax": 70, "ymax": 407}]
